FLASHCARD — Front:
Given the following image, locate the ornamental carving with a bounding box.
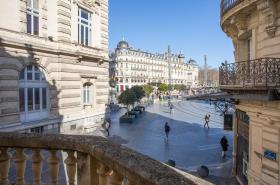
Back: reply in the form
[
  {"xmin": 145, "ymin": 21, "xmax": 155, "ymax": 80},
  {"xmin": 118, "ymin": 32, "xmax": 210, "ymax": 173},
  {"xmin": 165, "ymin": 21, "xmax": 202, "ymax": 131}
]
[
  {"xmin": 79, "ymin": 0, "xmax": 100, "ymax": 7},
  {"xmin": 257, "ymin": 0, "xmax": 278, "ymax": 37}
]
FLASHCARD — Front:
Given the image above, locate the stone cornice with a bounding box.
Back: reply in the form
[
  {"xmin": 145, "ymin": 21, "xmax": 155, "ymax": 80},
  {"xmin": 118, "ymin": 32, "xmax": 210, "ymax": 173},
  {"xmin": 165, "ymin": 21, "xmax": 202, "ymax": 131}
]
[{"xmin": 0, "ymin": 28, "xmax": 109, "ymax": 62}]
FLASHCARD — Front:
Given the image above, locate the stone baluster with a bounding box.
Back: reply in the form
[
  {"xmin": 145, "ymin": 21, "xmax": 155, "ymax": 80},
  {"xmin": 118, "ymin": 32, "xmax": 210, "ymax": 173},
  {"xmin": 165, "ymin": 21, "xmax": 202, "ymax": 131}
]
[
  {"xmin": 14, "ymin": 148, "xmax": 27, "ymax": 185},
  {"xmin": 47, "ymin": 150, "xmax": 60, "ymax": 185},
  {"xmin": 0, "ymin": 148, "xmax": 10, "ymax": 185},
  {"xmin": 125, "ymin": 180, "xmax": 137, "ymax": 185},
  {"xmin": 64, "ymin": 151, "xmax": 77, "ymax": 185},
  {"xmin": 32, "ymin": 149, "xmax": 43, "ymax": 185},
  {"xmin": 96, "ymin": 163, "xmax": 111, "ymax": 185},
  {"xmin": 109, "ymin": 171, "xmax": 123, "ymax": 185}
]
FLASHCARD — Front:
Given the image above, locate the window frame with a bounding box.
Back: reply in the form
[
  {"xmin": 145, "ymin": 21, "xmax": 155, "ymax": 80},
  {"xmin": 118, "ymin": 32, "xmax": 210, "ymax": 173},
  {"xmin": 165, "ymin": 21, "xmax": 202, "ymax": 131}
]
[
  {"xmin": 19, "ymin": 65, "xmax": 49, "ymax": 123},
  {"xmin": 78, "ymin": 7, "xmax": 92, "ymax": 46},
  {"xmin": 83, "ymin": 83, "xmax": 92, "ymax": 106},
  {"xmin": 26, "ymin": 0, "xmax": 39, "ymax": 35}
]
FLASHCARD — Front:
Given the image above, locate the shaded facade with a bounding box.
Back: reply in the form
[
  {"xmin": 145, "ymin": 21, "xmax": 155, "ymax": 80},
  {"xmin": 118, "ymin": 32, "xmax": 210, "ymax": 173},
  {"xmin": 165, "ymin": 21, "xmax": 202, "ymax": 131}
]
[
  {"xmin": 0, "ymin": 0, "xmax": 109, "ymax": 133},
  {"xmin": 220, "ymin": 0, "xmax": 280, "ymax": 184}
]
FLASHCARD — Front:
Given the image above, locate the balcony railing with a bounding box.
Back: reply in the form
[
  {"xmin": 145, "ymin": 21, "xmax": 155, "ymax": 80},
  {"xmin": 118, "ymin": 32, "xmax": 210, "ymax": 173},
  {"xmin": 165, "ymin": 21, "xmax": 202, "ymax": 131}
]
[
  {"xmin": 0, "ymin": 133, "xmax": 204, "ymax": 185},
  {"xmin": 220, "ymin": 0, "xmax": 243, "ymax": 16},
  {"xmin": 219, "ymin": 58, "xmax": 280, "ymax": 90}
]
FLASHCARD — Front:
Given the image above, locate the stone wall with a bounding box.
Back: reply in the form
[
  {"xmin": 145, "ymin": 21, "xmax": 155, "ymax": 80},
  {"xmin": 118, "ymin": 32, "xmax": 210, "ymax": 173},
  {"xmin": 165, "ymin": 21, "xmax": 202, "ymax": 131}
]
[
  {"xmin": 0, "ymin": 0, "xmax": 109, "ymax": 132},
  {"xmin": 235, "ymin": 100, "xmax": 280, "ymax": 185}
]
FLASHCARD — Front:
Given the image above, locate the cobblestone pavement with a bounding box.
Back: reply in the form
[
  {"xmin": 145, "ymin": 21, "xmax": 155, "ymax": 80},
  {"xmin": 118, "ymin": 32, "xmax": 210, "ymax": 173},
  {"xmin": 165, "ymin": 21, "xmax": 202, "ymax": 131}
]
[{"xmin": 107, "ymin": 100, "xmax": 239, "ymax": 185}]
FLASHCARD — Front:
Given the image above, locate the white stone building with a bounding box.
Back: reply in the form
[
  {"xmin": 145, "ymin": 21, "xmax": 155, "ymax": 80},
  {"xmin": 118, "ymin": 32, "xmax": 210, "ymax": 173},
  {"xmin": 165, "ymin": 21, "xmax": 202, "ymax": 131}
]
[
  {"xmin": 112, "ymin": 41, "xmax": 199, "ymax": 92},
  {"xmin": 0, "ymin": 0, "xmax": 109, "ymax": 133}
]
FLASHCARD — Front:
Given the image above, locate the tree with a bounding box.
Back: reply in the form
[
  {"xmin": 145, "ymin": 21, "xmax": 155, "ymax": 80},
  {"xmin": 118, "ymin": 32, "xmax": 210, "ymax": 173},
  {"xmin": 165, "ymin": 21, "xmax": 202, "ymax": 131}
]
[
  {"xmin": 158, "ymin": 83, "xmax": 169, "ymax": 92},
  {"xmin": 118, "ymin": 89, "xmax": 136, "ymax": 113},
  {"xmin": 131, "ymin": 86, "xmax": 145, "ymax": 103},
  {"xmin": 142, "ymin": 84, "xmax": 154, "ymax": 97},
  {"xmin": 174, "ymin": 84, "xmax": 187, "ymax": 91}
]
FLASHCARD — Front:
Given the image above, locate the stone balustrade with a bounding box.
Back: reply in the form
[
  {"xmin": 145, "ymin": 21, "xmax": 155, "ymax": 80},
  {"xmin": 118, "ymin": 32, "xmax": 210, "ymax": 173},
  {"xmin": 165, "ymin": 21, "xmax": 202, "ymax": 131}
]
[{"xmin": 0, "ymin": 133, "xmax": 203, "ymax": 185}]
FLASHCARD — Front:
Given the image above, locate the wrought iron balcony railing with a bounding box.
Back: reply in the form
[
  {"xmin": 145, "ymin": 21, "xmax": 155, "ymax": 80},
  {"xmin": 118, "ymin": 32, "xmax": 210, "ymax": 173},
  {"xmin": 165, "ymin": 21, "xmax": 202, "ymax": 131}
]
[
  {"xmin": 220, "ymin": 0, "xmax": 243, "ymax": 16},
  {"xmin": 0, "ymin": 133, "xmax": 207, "ymax": 185},
  {"xmin": 219, "ymin": 58, "xmax": 280, "ymax": 90}
]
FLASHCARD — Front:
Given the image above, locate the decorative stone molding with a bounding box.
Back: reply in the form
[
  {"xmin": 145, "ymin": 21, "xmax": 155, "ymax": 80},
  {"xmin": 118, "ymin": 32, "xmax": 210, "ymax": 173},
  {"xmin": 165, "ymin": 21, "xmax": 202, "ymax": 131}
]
[{"xmin": 257, "ymin": 0, "xmax": 278, "ymax": 37}]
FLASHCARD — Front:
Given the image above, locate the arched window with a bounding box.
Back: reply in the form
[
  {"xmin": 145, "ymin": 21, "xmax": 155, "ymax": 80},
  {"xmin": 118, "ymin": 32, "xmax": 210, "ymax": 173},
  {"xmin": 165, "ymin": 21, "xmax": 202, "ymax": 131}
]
[
  {"xmin": 19, "ymin": 65, "xmax": 48, "ymax": 122},
  {"xmin": 83, "ymin": 83, "xmax": 92, "ymax": 105}
]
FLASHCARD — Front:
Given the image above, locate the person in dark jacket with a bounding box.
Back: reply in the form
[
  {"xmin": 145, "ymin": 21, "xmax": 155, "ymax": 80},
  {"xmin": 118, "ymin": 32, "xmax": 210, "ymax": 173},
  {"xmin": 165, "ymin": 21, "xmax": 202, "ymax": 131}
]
[
  {"xmin": 164, "ymin": 122, "xmax": 170, "ymax": 140},
  {"xmin": 220, "ymin": 136, "xmax": 229, "ymax": 158}
]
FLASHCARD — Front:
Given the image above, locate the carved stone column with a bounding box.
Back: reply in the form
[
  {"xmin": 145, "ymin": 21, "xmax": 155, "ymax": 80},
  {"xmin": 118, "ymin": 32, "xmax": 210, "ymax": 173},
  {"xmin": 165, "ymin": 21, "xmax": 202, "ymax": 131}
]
[
  {"xmin": 96, "ymin": 163, "xmax": 111, "ymax": 185},
  {"xmin": 64, "ymin": 151, "xmax": 77, "ymax": 185},
  {"xmin": 0, "ymin": 148, "xmax": 10, "ymax": 185},
  {"xmin": 14, "ymin": 148, "xmax": 27, "ymax": 185},
  {"xmin": 47, "ymin": 150, "xmax": 60, "ymax": 185},
  {"xmin": 32, "ymin": 149, "xmax": 43, "ymax": 185},
  {"xmin": 109, "ymin": 171, "xmax": 123, "ymax": 185}
]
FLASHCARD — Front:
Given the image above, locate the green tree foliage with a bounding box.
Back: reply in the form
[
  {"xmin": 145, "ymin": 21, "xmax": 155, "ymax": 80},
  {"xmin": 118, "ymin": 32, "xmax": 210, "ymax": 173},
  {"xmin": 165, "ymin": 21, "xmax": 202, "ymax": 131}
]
[
  {"xmin": 131, "ymin": 86, "xmax": 145, "ymax": 102},
  {"xmin": 174, "ymin": 84, "xmax": 187, "ymax": 91},
  {"xmin": 118, "ymin": 89, "xmax": 136, "ymax": 112},
  {"xmin": 158, "ymin": 83, "xmax": 169, "ymax": 92},
  {"xmin": 142, "ymin": 84, "xmax": 154, "ymax": 97}
]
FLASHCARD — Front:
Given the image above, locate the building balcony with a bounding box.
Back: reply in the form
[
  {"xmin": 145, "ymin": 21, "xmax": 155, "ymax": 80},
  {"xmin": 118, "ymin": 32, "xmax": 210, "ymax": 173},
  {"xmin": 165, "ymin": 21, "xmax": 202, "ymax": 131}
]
[
  {"xmin": 0, "ymin": 133, "xmax": 207, "ymax": 185},
  {"xmin": 220, "ymin": 0, "xmax": 258, "ymax": 29},
  {"xmin": 219, "ymin": 58, "xmax": 280, "ymax": 100},
  {"xmin": 220, "ymin": 0, "xmax": 243, "ymax": 16}
]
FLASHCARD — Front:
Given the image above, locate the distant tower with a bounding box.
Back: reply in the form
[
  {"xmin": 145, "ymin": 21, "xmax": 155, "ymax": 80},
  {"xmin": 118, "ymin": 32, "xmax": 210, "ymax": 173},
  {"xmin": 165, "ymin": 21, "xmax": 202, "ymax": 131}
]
[
  {"xmin": 168, "ymin": 45, "xmax": 172, "ymax": 87},
  {"xmin": 204, "ymin": 55, "xmax": 208, "ymax": 86}
]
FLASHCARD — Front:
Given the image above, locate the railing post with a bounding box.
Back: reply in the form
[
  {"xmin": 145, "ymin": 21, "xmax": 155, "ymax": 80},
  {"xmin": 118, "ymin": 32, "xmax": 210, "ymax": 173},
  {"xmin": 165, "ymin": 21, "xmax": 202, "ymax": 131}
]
[
  {"xmin": 14, "ymin": 148, "xmax": 27, "ymax": 185},
  {"xmin": 265, "ymin": 59, "xmax": 268, "ymax": 87},
  {"xmin": 47, "ymin": 150, "xmax": 60, "ymax": 185},
  {"xmin": 0, "ymin": 148, "xmax": 10, "ymax": 185},
  {"xmin": 77, "ymin": 152, "xmax": 96, "ymax": 185},
  {"xmin": 125, "ymin": 180, "xmax": 137, "ymax": 185},
  {"xmin": 109, "ymin": 171, "xmax": 123, "ymax": 185},
  {"xmin": 32, "ymin": 149, "xmax": 43, "ymax": 185},
  {"xmin": 64, "ymin": 151, "xmax": 77, "ymax": 185},
  {"xmin": 97, "ymin": 163, "xmax": 111, "ymax": 185}
]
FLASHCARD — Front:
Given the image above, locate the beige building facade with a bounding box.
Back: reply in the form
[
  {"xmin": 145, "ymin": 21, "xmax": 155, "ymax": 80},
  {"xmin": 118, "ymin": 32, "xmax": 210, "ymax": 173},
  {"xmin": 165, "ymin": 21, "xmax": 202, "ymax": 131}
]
[
  {"xmin": 113, "ymin": 41, "xmax": 199, "ymax": 92},
  {"xmin": 0, "ymin": 0, "xmax": 109, "ymax": 133},
  {"xmin": 220, "ymin": 0, "xmax": 280, "ymax": 185}
]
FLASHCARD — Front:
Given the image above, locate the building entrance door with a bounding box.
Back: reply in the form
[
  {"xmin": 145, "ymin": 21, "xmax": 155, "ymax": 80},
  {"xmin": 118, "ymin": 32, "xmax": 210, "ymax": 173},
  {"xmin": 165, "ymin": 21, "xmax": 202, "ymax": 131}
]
[{"xmin": 236, "ymin": 109, "xmax": 249, "ymax": 185}]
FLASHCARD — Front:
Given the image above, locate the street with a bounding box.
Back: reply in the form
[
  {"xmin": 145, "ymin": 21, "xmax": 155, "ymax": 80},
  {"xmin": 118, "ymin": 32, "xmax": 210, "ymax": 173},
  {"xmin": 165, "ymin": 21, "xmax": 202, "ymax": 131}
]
[{"xmin": 107, "ymin": 100, "xmax": 234, "ymax": 183}]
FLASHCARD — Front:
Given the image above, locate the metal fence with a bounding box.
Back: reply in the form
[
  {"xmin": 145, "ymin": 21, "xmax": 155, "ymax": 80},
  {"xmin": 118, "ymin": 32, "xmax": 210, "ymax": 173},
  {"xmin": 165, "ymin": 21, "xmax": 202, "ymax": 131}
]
[
  {"xmin": 221, "ymin": 0, "xmax": 243, "ymax": 15},
  {"xmin": 219, "ymin": 58, "xmax": 280, "ymax": 88}
]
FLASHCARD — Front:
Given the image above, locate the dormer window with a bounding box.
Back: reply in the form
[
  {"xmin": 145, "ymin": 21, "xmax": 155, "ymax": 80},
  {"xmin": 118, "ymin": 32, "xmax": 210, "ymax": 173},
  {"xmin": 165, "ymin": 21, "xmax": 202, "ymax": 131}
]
[{"xmin": 27, "ymin": 0, "xmax": 39, "ymax": 35}]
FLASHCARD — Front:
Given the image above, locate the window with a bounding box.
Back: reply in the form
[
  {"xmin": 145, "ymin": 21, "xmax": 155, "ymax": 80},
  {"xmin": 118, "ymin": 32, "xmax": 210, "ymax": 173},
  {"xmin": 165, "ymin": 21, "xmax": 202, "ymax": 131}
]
[
  {"xmin": 83, "ymin": 83, "xmax": 92, "ymax": 105},
  {"xmin": 27, "ymin": 0, "xmax": 39, "ymax": 35},
  {"xmin": 78, "ymin": 8, "xmax": 92, "ymax": 46},
  {"xmin": 19, "ymin": 65, "xmax": 48, "ymax": 122}
]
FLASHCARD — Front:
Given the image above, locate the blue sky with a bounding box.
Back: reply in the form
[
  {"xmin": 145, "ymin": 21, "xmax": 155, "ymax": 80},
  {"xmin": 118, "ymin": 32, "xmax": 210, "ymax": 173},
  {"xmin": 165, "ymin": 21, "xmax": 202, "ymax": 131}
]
[{"xmin": 109, "ymin": 0, "xmax": 234, "ymax": 68}]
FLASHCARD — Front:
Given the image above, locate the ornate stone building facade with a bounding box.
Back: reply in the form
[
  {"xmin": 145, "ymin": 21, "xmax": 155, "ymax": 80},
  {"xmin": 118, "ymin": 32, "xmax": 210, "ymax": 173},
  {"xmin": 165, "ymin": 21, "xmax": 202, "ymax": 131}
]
[
  {"xmin": 220, "ymin": 0, "xmax": 280, "ymax": 184},
  {"xmin": 112, "ymin": 41, "xmax": 199, "ymax": 92},
  {"xmin": 0, "ymin": 0, "xmax": 109, "ymax": 133}
]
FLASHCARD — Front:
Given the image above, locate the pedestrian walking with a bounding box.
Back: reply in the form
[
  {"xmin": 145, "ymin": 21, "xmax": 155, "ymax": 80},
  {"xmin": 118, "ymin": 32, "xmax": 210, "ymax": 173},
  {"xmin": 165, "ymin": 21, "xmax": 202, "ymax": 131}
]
[
  {"xmin": 170, "ymin": 103, "xmax": 174, "ymax": 114},
  {"xmin": 220, "ymin": 136, "xmax": 228, "ymax": 158},
  {"xmin": 204, "ymin": 114, "xmax": 210, "ymax": 128},
  {"xmin": 105, "ymin": 120, "xmax": 111, "ymax": 136},
  {"xmin": 164, "ymin": 122, "xmax": 170, "ymax": 140}
]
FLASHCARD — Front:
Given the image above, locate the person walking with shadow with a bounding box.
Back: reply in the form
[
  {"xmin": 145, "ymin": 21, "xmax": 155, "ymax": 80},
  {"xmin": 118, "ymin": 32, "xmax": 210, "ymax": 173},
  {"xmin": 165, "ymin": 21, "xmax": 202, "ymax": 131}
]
[
  {"xmin": 170, "ymin": 103, "xmax": 174, "ymax": 115},
  {"xmin": 105, "ymin": 120, "xmax": 111, "ymax": 137},
  {"xmin": 204, "ymin": 114, "xmax": 210, "ymax": 128},
  {"xmin": 220, "ymin": 136, "xmax": 229, "ymax": 158},
  {"xmin": 165, "ymin": 122, "xmax": 170, "ymax": 141}
]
